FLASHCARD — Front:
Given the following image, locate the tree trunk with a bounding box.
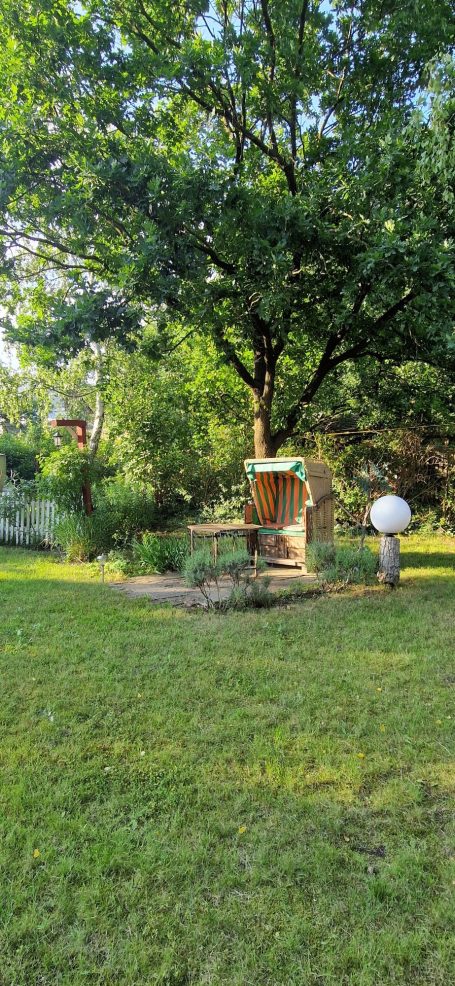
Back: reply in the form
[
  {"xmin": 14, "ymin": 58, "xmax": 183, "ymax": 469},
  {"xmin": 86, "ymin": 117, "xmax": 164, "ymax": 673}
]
[
  {"xmin": 88, "ymin": 341, "xmax": 104, "ymax": 460},
  {"xmin": 378, "ymin": 535, "xmax": 400, "ymax": 586},
  {"xmin": 253, "ymin": 395, "xmax": 278, "ymax": 457},
  {"xmin": 89, "ymin": 388, "xmax": 104, "ymax": 458}
]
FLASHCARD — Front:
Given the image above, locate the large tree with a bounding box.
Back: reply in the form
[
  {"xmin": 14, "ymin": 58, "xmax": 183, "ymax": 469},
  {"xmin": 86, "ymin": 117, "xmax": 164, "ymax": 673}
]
[{"xmin": 0, "ymin": 0, "xmax": 454, "ymax": 456}]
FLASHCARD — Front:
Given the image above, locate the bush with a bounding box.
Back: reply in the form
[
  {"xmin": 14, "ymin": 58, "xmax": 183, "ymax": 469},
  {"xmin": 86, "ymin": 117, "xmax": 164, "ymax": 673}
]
[
  {"xmin": 95, "ymin": 479, "xmax": 158, "ymax": 546},
  {"xmin": 226, "ymin": 575, "xmax": 273, "ymax": 610},
  {"xmin": 219, "ymin": 548, "xmax": 253, "ymax": 586},
  {"xmin": 39, "ymin": 445, "xmax": 93, "ymax": 513},
  {"xmin": 307, "ymin": 540, "xmax": 377, "ymax": 587},
  {"xmin": 52, "ymin": 508, "xmax": 122, "ymax": 560},
  {"xmin": 183, "ymin": 548, "xmax": 271, "ymax": 609},
  {"xmin": 198, "ymin": 482, "xmax": 249, "ymax": 523},
  {"xmin": 305, "ymin": 541, "xmax": 337, "ymax": 574},
  {"xmin": 132, "ymin": 532, "xmax": 189, "ymax": 573},
  {"xmin": 47, "ymin": 467, "xmax": 166, "ymax": 560},
  {"xmin": 0, "ymin": 434, "xmax": 38, "ymax": 481},
  {"xmin": 183, "ymin": 549, "xmax": 220, "ymax": 607},
  {"xmin": 39, "ymin": 449, "xmax": 160, "ymax": 544}
]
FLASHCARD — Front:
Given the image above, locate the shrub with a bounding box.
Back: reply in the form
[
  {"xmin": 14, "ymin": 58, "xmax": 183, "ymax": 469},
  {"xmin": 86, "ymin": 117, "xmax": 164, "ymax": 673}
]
[
  {"xmin": 132, "ymin": 532, "xmax": 189, "ymax": 573},
  {"xmin": 325, "ymin": 545, "xmax": 377, "ymax": 586},
  {"xmin": 219, "ymin": 548, "xmax": 252, "ymax": 586},
  {"xmin": 39, "ymin": 449, "xmax": 160, "ymax": 544},
  {"xmin": 0, "ymin": 434, "xmax": 38, "ymax": 481},
  {"xmin": 183, "ymin": 548, "xmax": 271, "ymax": 609},
  {"xmin": 198, "ymin": 482, "xmax": 249, "ymax": 523},
  {"xmin": 307, "ymin": 540, "xmax": 377, "ymax": 587},
  {"xmin": 95, "ymin": 479, "xmax": 158, "ymax": 546},
  {"xmin": 305, "ymin": 541, "xmax": 337, "ymax": 574},
  {"xmin": 52, "ymin": 509, "xmax": 119, "ymax": 560},
  {"xmin": 183, "ymin": 549, "xmax": 220, "ymax": 607},
  {"xmin": 47, "ymin": 469, "xmax": 165, "ymax": 560},
  {"xmin": 38, "ymin": 445, "xmax": 93, "ymax": 513},
  {"xmin": 226, "ymin": 575, "xmax": 273, "ymax": 610}
]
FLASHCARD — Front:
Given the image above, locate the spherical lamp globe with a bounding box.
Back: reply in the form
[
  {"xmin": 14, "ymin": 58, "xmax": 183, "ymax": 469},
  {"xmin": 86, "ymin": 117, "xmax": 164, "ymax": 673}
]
[{"xmin": 370, "ymin": 495, "xmax": 411, "ymax": 535}]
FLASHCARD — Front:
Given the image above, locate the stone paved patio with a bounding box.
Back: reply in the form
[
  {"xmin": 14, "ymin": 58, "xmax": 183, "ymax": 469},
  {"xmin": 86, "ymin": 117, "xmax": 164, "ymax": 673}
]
[{"xmin": 109, "ymin": 566, "xmax": 316, "ymax": 606}]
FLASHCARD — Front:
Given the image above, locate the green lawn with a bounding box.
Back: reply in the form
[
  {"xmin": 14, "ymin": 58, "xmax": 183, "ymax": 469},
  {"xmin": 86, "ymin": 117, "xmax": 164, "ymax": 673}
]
[{"xmin": 0, "ymin": 537, "xmax": 454, "ymax": 986}]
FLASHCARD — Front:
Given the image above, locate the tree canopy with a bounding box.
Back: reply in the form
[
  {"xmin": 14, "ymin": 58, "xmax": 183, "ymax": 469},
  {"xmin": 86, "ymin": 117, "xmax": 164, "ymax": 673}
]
[{"xmin": 0, "ymin": 0, "xmax": 454, "ymax": 455}]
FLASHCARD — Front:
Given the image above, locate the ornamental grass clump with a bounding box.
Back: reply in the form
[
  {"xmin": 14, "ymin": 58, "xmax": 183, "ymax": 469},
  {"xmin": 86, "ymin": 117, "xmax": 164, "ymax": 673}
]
[
  {"xmin": 132, "ymin": 532, "xmax": 189, "ymax": 574},
  {"xmin": 53, "ymin": 514, "xmax": 96, "ymax": 562}
]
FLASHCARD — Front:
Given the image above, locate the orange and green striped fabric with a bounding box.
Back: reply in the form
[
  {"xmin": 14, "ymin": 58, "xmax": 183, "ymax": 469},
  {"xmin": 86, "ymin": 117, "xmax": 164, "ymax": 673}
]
[{"xmin": 250, "ymin": 471, "xmax": 306, "ymax": 526}]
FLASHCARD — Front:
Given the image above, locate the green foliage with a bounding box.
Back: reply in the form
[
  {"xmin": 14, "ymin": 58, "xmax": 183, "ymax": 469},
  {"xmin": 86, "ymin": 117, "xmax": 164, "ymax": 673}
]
[
  {"xmin": 219, "ymin": 548, "xmax": 252, "ymax": 587},
  {"xmin": 198, "ymin": 482, "xmax": 249, "ymax": 524},
  {"xmin": 304, "ymin": 425, "xmax": 455, "ymax": 532},
  {"xmin": 1, "ymin": 1, "xmax": 453, "ymax": 457},
  {"xmin": 183, "ymin": 547, "xmax": 270, "ymax": 608},
  {"xmin": 38, "ymin": 445, "xmax": 92, "ymax": 513},
  {"xmin": 0, "ymin": 433, "xmax": 38, "ymax": 481},
  {"xmin": 225, "ymin": 574, "xmax": 273, "ymax": 611},
  {"xmin": 38, "ymin": 451, "xmax": 159, "ymax": 552},
  {"xmin": 308, "ymin": 541, "xmax": 377, "ymax": 587},
  {"xmin": 131, "ymin": 532, "xmax": 189, "ymax": 574},
  {"xmin": 52, "ymin": 507, "xmax": 122, "ymax": 561},
  {"xmin": 52, "ymin": 479, "xmax": 164, "ymax": 561},
  {"xmin": 103, "ymin": 342, "xmax": 250, "ymax": 512},
  {"xmin": 0, "ymin": 0, "xmax": 453, "ymax": 527},
  {"xmin": 94, "ymin": 478, "xmax": 158, "ymax": 546},
  {"xmin": 52, "ymin": 513, "xmax": 97, "ymax": 563},
  {"xmin": 305, "ymin": 541, "xmax": 337, "ymax": 575},
  {"xmin": 182, "ymin": 549, "xmax": 220, "ymax": 607},
  {"xmin": 0, "ymin": 364, "xmax": 52, "ymax": 429}
]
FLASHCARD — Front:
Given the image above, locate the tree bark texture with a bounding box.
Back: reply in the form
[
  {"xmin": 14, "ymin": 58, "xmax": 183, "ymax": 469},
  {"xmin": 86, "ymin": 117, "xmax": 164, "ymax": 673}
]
[
  {"xmin": 88, "ymin": 341, "xmax": 105, "ymax": 460},
  {"xmin": 378, "ymin": 535, "xmax": 400, "ymax": 586},
  {"xmin": 253, "ymin": 397, "xmax": 278, "ymax": 457}
]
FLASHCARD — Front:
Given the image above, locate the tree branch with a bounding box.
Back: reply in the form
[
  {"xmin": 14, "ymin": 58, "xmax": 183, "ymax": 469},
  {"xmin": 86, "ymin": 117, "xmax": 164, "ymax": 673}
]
[
  {"xmin": 212, "ymin": 327, "xmax": 255, "ymax": 389},
  {"xmin": 260, "ymin": 0, "xmax": 276, "ymax": 83},
  {"xmin": 272, "ymin": 286, "xmax": 417, "ymax": 448},
  {"xmin": 185, "ymin": 228, "xmax": 236, "ymax": 274},
  {"xmin": 290, "ymin": 0, "xmax": 309, "ymax": 159},
  {"xmin": 371, "ymin": 289, "xmax": 416, "ymax": 329}
]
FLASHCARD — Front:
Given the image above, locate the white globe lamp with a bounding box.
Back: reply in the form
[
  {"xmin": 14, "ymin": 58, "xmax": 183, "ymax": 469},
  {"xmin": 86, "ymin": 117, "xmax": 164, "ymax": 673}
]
[
  {"xmin": 370, "ymin": 496, "xmax": 411, "ymax": 536},
  {"xmin": 370, "ymin": 495, "xmax": 411, "ymax": 586}
]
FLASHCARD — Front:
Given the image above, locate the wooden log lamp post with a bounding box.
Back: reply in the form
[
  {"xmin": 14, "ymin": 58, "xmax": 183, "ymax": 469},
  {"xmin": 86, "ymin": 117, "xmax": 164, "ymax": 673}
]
[
  {"xmin": 49, "ymin": 418, "xmax": 93, "ymax": 515},
  {"xmin": 370, "ymin": 495, "xmax": 411, "ymax": 587}
]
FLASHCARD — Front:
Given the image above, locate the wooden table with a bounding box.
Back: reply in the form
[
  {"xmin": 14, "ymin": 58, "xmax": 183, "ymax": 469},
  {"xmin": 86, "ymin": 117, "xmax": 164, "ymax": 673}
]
[{"xmin": 188, "ymin": 523, "xmax": 261, "ymax": 568}]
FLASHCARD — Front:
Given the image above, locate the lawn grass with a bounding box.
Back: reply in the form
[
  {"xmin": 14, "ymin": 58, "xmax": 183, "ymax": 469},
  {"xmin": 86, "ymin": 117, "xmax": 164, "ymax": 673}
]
[{"xmin": 0, "ymin": 536, "xmax": 454, "ymax": 985}]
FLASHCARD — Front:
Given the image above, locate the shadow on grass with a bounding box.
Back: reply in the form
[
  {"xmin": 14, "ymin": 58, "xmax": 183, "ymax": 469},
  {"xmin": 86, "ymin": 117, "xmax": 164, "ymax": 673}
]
[{"xmin": 401, "ymin": 551, "xmax": 455, "ymax": 571}]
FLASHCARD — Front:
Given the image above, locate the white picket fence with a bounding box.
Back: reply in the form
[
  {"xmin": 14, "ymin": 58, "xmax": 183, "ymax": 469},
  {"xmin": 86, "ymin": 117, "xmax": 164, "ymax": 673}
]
[{"xmin": 0, "ymin": 496, "xmax": 58, "ymax": 546}]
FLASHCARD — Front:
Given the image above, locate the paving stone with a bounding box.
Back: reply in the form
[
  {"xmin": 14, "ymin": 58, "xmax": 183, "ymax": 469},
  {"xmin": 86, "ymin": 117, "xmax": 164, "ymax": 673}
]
[{"xmin": 109, "ymin": 568, "xmax": 316, "ymax": 606}]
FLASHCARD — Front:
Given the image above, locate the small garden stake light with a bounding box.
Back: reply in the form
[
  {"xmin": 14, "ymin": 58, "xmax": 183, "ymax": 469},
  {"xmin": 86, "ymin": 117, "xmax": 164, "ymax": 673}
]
[
  {"xmin": 370, "ymin": 495, "xmax": 411, "ymax": 587},
  {"xmin": 97, "ymin": 554, "xmax": 107, "ymax": 583}
]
